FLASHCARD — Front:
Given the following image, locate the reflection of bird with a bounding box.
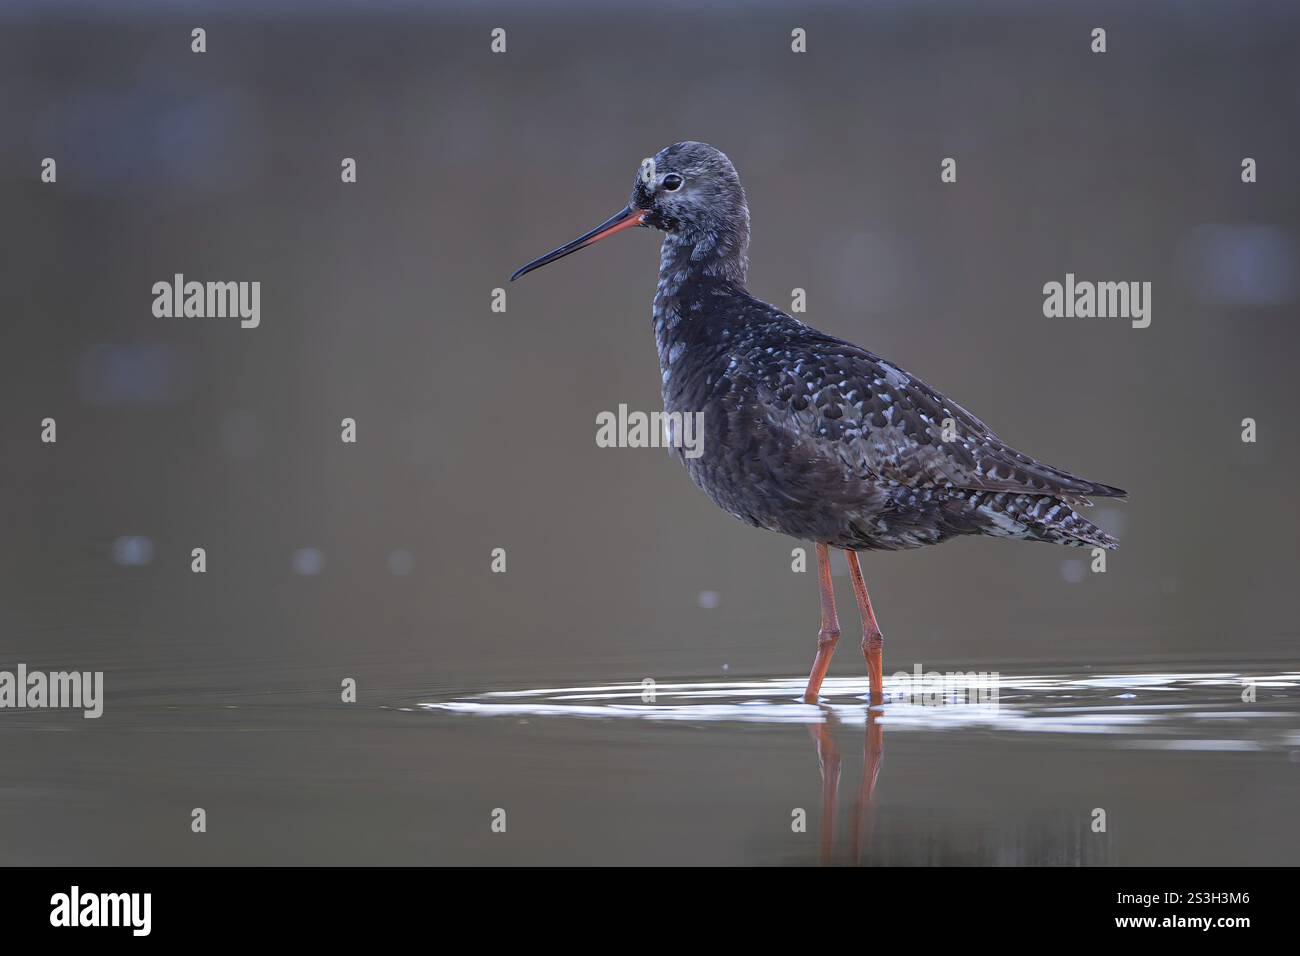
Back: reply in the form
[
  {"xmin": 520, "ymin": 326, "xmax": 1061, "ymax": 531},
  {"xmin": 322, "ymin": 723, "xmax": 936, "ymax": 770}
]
[
  {"xmin": 512, "ymin": 142, "xmax": 1126, "ymax": 704},
  {"xmin": 809, "ymin": 715, "xmax": 883, "ymax": 866}
]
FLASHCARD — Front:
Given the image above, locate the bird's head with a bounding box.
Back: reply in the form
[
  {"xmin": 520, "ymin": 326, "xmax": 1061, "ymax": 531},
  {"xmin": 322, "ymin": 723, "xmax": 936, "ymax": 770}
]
[{"xmin": 511, "ymin": 141, "xmax": 749, "ymax": 281}]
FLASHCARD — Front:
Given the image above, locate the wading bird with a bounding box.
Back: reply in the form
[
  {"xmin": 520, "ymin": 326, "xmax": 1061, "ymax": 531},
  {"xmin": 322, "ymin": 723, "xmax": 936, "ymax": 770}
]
[{"xmin": 512, "ymin": 142, "xmax": 1125, "ymax": 704}]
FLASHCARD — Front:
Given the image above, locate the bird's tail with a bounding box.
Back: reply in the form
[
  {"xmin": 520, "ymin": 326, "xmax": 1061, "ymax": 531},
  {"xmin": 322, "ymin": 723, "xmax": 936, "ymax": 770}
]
[
  {"xmin": 1039, "ymin": 504, "xmax": 1120, "ymax": 550},
  {"xmin": 959, "ymin": 491, "xmax": 1121, "ymax": 550}
]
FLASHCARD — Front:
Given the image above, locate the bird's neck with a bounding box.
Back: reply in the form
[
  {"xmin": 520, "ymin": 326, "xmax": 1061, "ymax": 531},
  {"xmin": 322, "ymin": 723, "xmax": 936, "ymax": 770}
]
[
  {"xmin": 652, "ymin": 230, "xmax": 749, "ymax": 386},
  {"xmin": 656, "ymin": 227, "xmax": 749, "ymax": 292},
  {"xmin": 652, "ymin": 227, "xmax": 748, "ymax": 326}
]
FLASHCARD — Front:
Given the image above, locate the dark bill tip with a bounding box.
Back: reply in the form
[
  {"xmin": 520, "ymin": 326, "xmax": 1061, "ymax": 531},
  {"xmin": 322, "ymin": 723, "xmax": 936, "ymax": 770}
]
[{"xmin": 510, "ymin": 206, "xmax": 646, "ymax": 282}]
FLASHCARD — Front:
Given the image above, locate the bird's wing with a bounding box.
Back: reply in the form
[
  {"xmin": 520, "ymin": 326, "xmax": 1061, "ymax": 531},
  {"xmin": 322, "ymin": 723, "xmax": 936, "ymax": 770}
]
[{"xmin": 751, "ymin": 327, "xmax": 1126, "ymax": 501}]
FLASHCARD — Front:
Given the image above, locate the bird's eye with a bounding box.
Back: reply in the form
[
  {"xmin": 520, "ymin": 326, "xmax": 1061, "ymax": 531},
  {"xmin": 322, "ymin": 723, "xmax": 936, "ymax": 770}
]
[{"xmin": 661, "ymin": 174, "xmax": 684, "ymax": 192}]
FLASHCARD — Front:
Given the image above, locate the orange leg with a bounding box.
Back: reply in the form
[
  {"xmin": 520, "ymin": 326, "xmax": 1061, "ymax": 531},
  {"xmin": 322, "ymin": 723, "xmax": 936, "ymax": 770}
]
[
  {"xmin": 802, "ymin": 543, "xmax": 840, "ymax": 703},
  {"xmin": 845, "ymin": 550, "xmax": 884, "ymax": 704}
]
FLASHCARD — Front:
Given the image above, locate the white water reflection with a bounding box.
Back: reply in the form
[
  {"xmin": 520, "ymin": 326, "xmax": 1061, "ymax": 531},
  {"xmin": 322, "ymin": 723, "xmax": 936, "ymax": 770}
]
[{"xmin": 420, "ymin": 669, "xmax": 1300, "ymax": 752}]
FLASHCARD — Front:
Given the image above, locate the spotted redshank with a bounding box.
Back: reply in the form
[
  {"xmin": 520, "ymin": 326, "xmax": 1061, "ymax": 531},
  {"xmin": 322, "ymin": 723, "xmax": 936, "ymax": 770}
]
[{"xmin": 512, "ymin": 141, "xmax": 1126, "ymax": 704}]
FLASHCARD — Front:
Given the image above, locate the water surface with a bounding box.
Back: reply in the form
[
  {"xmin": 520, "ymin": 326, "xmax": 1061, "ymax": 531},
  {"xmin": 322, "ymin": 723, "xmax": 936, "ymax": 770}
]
[{"xmin": 5, "ymin": 658, "xmax": 1295, "ymax": 865}]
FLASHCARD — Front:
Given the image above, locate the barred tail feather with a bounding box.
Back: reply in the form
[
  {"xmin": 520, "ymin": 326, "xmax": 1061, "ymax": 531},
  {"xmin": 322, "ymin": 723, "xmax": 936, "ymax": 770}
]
[
  {"xmin": 1042, "ymin": 509, "xmax": 1120, "ymax": 550},
  {"xmin": 960, "ymin": 491, "xmax": 1120, "ymax": 550}
]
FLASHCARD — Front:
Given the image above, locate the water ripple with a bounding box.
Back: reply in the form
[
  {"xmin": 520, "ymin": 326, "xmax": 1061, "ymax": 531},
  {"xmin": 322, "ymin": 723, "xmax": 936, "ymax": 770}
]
[{"xmin": 418, "ymin": 668, "xmax": 1300, "ymax": 752}]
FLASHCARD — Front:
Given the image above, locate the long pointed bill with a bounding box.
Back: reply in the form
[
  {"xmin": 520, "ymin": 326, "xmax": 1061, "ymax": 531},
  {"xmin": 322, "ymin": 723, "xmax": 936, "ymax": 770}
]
[{"xmin": 510, "ymin": 206, "xmax": 646, "ymax": 281}]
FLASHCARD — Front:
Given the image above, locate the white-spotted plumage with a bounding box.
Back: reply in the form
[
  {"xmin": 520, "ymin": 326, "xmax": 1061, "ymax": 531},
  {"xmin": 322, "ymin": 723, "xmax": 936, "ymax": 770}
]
[{"xmin": 634, "ymin": 143, "xmax": 1125, "ymax": 553}]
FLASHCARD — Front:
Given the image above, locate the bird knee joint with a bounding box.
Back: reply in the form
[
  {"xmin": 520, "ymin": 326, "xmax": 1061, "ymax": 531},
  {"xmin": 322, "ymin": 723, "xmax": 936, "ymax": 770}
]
[{"xmin": 818, "ymin": 626, "xmax": 840, "ymax": 648}]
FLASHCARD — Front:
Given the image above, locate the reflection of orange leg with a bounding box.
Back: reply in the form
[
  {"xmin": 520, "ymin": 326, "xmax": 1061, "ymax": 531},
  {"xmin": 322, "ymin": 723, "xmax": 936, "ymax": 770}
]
[
  {"xmin": 845, "ymin": 550, "xmax": 884, "ymax": 705},
  {"xmin": 802, "ymin": 543, "xmax": 841, "ymax": 703},
  {"xmin": 850, "ymin": 713, "xmax": 885, "ymax": 865},
  {"xmin": 808, "ymin": 720, "xmax": 841, "ymax": 866}
]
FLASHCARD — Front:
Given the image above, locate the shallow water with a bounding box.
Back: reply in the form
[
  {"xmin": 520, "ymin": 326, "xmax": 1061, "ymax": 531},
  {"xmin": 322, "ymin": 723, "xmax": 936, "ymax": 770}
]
[
  {"xmin": 4, "ymin": 659, "xmax": 1296, "ymax": 865},
  {"xmin": 420, "ymin": 669, "xmax": 1300, "ymax": 748}
]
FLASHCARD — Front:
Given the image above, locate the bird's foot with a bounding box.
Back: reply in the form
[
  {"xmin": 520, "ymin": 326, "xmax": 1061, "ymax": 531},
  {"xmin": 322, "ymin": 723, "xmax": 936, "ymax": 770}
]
[
  {"xmin": 803, "ymin": 625, "xmax": 840, "ymax": 703},
  {"xmin": 862, "ymin": 631, "xmax": 884, "ymax": 705}
]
